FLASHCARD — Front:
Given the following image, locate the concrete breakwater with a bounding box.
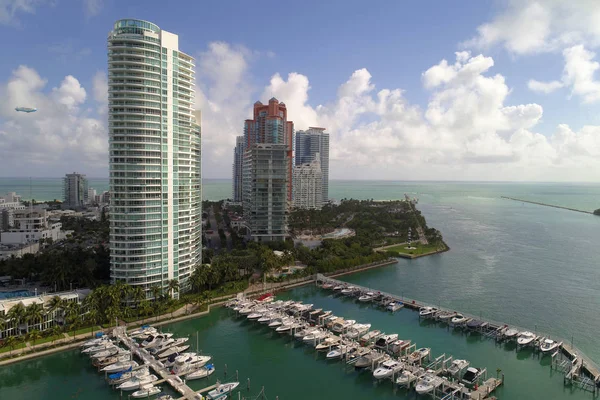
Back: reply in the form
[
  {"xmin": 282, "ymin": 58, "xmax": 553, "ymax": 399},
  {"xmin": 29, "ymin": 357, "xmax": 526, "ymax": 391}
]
[{"xmin": 501, "ymin": 196, "xmax": 593, "ymax": 215}]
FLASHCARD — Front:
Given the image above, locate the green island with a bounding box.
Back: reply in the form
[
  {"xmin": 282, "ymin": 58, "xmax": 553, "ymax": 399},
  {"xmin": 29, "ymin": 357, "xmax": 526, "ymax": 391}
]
[
  {"xmin": 594, "ymin": 208, "xmax": 600, "ymax": 216},
  {"xmin": 0, "ymin": 198, "xmax": 446, "ymax": 359}
]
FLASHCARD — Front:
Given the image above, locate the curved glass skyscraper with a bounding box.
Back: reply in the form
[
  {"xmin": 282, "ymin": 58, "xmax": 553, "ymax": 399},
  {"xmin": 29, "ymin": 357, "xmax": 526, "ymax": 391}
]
[{"xmin": 108, "ymin": 19, "xmax": 201, "ymax": 297}]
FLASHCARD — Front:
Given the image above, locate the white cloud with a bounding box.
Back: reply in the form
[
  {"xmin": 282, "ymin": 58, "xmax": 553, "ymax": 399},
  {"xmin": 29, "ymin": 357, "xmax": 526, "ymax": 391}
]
[
  {"xmin": 0, "ymin": 0, "xmax": 43, "ymax": 26},
  {"xmin": 83, "ymin": 0, "xmax": 102, "ymax": 17},
  {"xmin": 527, "ymin": 79, "xmax": 564, "ymax": 93},
  {"xmin": 463, "ymin": 0, "xmax": 600, "ymax": 55},
  {"xmin": 198, "ymin": 47, "xmax": 600, "ymax": 181},
  {"xmin": 0, "ymin": 66, "xmax": 107, "ymax": 176}
]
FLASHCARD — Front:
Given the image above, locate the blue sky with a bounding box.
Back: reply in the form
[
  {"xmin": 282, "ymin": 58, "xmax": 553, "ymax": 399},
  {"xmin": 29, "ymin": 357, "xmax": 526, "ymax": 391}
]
[{"xmin": 1, "ymin": 0, "xmax": 600, "ymax": 181}]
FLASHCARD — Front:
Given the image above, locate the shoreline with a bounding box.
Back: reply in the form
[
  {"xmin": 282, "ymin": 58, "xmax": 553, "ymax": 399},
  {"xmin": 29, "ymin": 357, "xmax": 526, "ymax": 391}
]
[{"xmin": 0, "ymin": 259, "xmax": 397, "ymax": 366}]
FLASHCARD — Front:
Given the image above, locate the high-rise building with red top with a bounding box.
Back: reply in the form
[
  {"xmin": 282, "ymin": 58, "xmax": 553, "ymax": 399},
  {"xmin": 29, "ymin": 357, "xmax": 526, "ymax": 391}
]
[{"xmin": 242, "ymin": 98, "xmax": 294, "ymax": 241}]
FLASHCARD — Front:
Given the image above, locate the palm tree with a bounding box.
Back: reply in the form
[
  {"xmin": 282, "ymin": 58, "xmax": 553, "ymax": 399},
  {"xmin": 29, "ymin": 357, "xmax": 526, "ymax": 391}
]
[
  {"xmin": 0, "ymin": 316, "xmax": 5, "ymax": 337},
  {"xmin": 27, "ymin": 330, "xmax": 41, "ymax": 350},
  {"xmin": 139, "ymin": 301, "xmax": 152, "ymax": 323},
  {"xmin": 7, "ymin": 302, "xmax": 27, "ymax": 336},
  {"xmin": 4, "ymin": 336, "xmax": 16, "ymax": 355},
  {"xmin": 167, "ymin": 279, "xmax": 180, "ymax": 299},
  {"xmin": 46, "ymin": 295, "xmax": 63, "ymax": 314},
  {"xmin": 50, "ymin": 325, "xmax": 62, "ymax": 345},
  {"xmin": 150, "ymin": 285, "xmax": 162, "ymax": 302},
  {"xmin": 85, "ymin": 308, "xmax": 98, "ymax": 337},
  {"xmin": 65, "ymin": 302, "xmax": 81, "ymax": 338},
  {"xmin": 26, "ymin": 302, "xmax": 45, "ymax": 332},
  {"xmin": 130, "ymin": 286, "xmax": 145, "ymax": 319}
]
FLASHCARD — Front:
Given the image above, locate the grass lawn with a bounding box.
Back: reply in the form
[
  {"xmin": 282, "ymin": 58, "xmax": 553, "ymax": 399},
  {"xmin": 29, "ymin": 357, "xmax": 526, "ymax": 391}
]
[
  {"xmin": 384, "ymin": 242, "xmax": 447, "ymax": 257},
  {"xmin": 67, "ymin": 325, "xmax": 99, "ymax": 337},
  {"xmin": 32, "ymin": 334, "xmax": 64, "ymax": 346},
  {"xmin": 0, "ymin": 342, "xmax": 26, "ymax": 354}
]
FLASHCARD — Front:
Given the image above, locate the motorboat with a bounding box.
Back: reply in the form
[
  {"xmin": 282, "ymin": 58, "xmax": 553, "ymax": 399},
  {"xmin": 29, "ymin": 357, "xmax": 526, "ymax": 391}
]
[
  {"xmin": 340, "ymin": 286, "xmax": 356, "ymax": 295},
  {"xmin": 157, "ymin": 394, "xmax": 174, "ymax": 400},
  {"xmin": 358, "ymin": 292, "xmax": 375, "ymax": 302},
  {"xmin": 345, "ymin": 324, "xmax": 371, "ymax": 339},
  {"xmin": 436, "ymin": 311, "xmax": 456, "ymax": 321},
  {"xmin": 207, "ymin": 382, "xmax": 240, "ymax": 399},
  {"xmin": 326, "ymin": 344, "xmax": 353, "ymax": 359},
  {"xmin": 82, "ymin": 342, "xmax": 115, "ymax": 354},
  {"xmin": 462, "ymin": 367, "xmax": 482, "ymax": 385},
  {"xmin": 130, "ymin": 326, "xmax": 157, "ymax": 339},
  {"xmin": 93, "ymin": 353, "xmax": 131, "ymax": 368},
  {"xmin": 246, "ymin": 310, "xmax": 265, "ymax": 320},
  {"xmin": 504, "ymin": 327, "xmax": 520, "ymax": 339},
  {"xmin": 257, "ymin": 312, "xmax": 278, "ymax": 324},
  {"xmin": 89, "ymin": 347, "xmax": 120, "ymax": 360},
  {"xmin": 517, "ymin": 331, "xmax": 536, "ymax": 346},
  {"xmin": 157, "ymin": 344, "xmax": 191, "ymax": 360},
  {"xmin": 303, "ymin": 330, "xmax": 328, "ymax": 344},
  {"xmin": 256, "ymin": 293, "xmax": 274, "ymax": 303},
  {"xmin": 415, "ymin": 373, "xmax": 438, "ymax": 394},
  {"xmin": 275, "ymin": 320, "xmax": 296, "ymax": 333},
  {"xmin": 268, "ymin": 317, "xmax": 290, "ymax": 328},
  {"xmin": 101, "ymin": 360, "xmax": 139, "ymax": 373},
  {"xmin": 387, "ymin": 301, "xmax": 404, "ymax": 312},
  {"xmin": 131, "ymin": 384, "xmax": 161, "ymax": 398},
  {"xmin": 447, "ymin": 359, "xmax": 470, "ymax": 377},
  {"xmin": 186, "ymin": 363, "xmax": 215, "ymax": 380},
  {"xmin": 450, "ymin": 314, "xmax": 468, "ymax": 326},
  {"xmin": 323, "ymin": 315, "xmax": 339, "ymax": 326},
  {"xmin": 389, "ymin": 339, "xmax": 411, "ymax": 355},
  {"xmin": 117, "ymin": 374, "xmax": 158, "ymax": 391},
  {"xmin": 373, "ymin": 359, "xmax": 402, "ymax": 379},
  {"xmin": 331, "ymin": 319, "xmax": 356, "ymax": 333},
  {"xmin": 141, "ymin": 334, "xmax": 172, "ymax": 348},
  {"xmin": 419, "ymin": 307, "xmax": 437, "ymax": 318},
  {"xmin": 108, "ymin": 368, "xmax": 150, "ymax": 385},
  {"xmin": 321, "ymin": 283, "xmax": 334, "ymax": 289},
  {"xmin": 237, "ymin": 305, "xmax": 256, "ymax": 315},
  {"xmin": 354, "ymin": 351, "xmax": 382, "ymax": 369},
  {"xmin": 332, "ymin": 285, "xmax": 344, "ymax": 291},
  {"xmin": 540, "ymin": 339, "xmax": 562, "ymax": 353},
  {"xmin": 295, "ymin": 327, "xmax": 318, "ymax": 340},
  {"xmin": 149, "ymin": 338, "xmax": 182, "ymax": 355},
  {"xmin": 315, "ymin": 336, "xmax": 341, "ymax": 351},
  {"xmin": 374, "ymin": 334, "xmax": 398, "ymax": 348},
  {"xmin": 466, "ymin": 319, "xmax": 487, "ymax": 330},
  {"xmin": 408, "ymin": 347, "xmax": 431, "ymax": 363},
  {"xmin": 171, "ymin": 354, "xmax": 213, "ymax": 374},
  {"xmin": 80, "ymin": 335, "xmax": 110, "ymax": 348},
  {"xmin": 359, "ymin": 330, "xmax": 381, "ymax": 344},
  {"xmin": 396, "ymin": 370, "xmax": 416, "ymax": 386}
]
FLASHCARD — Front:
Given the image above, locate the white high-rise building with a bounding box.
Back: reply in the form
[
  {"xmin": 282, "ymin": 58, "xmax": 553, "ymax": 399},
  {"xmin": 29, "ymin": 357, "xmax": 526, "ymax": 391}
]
[
  {"xmin": 293, "ymin": 156, "xmax": 323, "ymax": 210},
  {"xmin": 63, "ymin": 172, "xmax": 88, "ymax": 207},
  {"xmin": 108, "ymin": 19, "xmax": 202, "ymax": 297},
  {"xmin": 295, "ymin": 128, "xmax": 329, "ymax": 203}
]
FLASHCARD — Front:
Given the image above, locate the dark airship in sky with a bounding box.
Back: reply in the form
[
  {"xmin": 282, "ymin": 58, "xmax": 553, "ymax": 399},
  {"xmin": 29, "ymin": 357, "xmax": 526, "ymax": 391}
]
[{"xmin": 15, "ymin": 107, "xmax": 37, "ymax": 113}]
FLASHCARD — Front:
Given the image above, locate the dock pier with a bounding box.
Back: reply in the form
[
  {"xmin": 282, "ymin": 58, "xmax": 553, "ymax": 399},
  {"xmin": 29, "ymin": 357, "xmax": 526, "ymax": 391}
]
[{"xmin": 500, "ymin": 196, "xmax": 593, "ymax": 215}]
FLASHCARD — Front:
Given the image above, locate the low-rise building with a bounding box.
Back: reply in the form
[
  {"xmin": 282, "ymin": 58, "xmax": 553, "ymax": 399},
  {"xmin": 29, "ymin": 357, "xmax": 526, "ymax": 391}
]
[
  {"xmin": 0, "ymin": 242, "xmax": 40, "ymax": 260},
  {"xmin": 0, "ymin": 207, "xmax": 66, "ymax": 244}
]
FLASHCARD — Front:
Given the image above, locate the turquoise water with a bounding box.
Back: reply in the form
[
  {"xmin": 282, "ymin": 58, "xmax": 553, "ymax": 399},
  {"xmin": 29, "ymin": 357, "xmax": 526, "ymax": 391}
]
[{"xmin": 0, "ymin": 290, "xmax": 33, "ymax": 300}]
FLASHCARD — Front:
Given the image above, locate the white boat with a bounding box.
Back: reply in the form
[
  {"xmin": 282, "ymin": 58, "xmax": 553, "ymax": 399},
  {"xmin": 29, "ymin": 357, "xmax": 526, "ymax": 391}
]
[
  {"xmin": 94, "ymin": 353, "xmax": 132, "ymax": 367},
  {"xmin": 303, "ymin": 330, "xmax": 328, "ymax": 344},
  {"xmin": 415, "ymin": 374, "xmax": 437, "ymax": 394},
  {"xmin": 156, "ymin": 394, "xmax": 174, "ymax": 400},
  {"xmin": 157, "ymin": 344, "xmax": 191, "ymax": 360},
  {"xmin": 373, "ymin": 359, "xmax": 402, "ymax": 379},
  {"xmin": 257, "ymin": 312, "xmax": 278, "ymax": 324},
  {"xmin": 408, "ymin": 347, "xmax": 430, "ymax": 363},
  {"xmin": 331, "ymin": 319, "xmax": 356, "ymax": 333},
  {"xmin": 504, "ymin": 327, "xmax": 520, "ymax": 339},
  {"xmin": 374, "ymin": 334, "xmax": 398, "ymax": 348},
  {"xmin": 341, "ymin": 286, "xmax": 356, "ymax": 295},
  {"xmin": 146, "ymin": 336, "xmax": 174, "ymax": 350},
  {"xmin": 101, "ymin": 360, "xmax": 139, "ymax": 373},
  {"xmin": 131, "ymin": 384, "xmax": 161, "ymax": 398},
  {"xmin": 89, "ymin": 347, "xmax": 119, "ymax": 359},
  {"xmin": 207, "ymin": 382, "xmax": 240, "ymax": 399},
  {"xmin": 295, "ymin": 327, "xmax": 318, "ymax": 340},
  {"xmin": 517, "ymin": 331, "xmax": 536, "ymax": 346},
  {"xmin": 268, "ymin": 317, "xmax": 290, "ymax": 328},
  {"xmin": 396, "ymin": 370, "xmax": 416, "ymax": 386},
  {"xmin": 148, "ymin": 338, "xmax": 177, "ymax": 354},
  {"xmin": 390, "ymin": 339, "xmax": 411, "ymax": 354},
  {"xmin": 462, "ymin": 367, "xmax": 482, "ymax": 385},
  {"xmin": 360, "ymin": 330, "xmax": 381, "ymax": 343},
  {"xmin": 82, "ymin": 342, "xmax": 115, "ymax": 354},
  {"xmin": 436, "ymin": 311, "xmax": 456, "ymax": 321},
  {"xmin": 326, "ymin": 345, "xmax": 352, "ymax": 359},
  {"xmin": 185, "ymin": 363, "xmax": 215, "ymax": 380},
  {"xmin": 451, "ymin": 314, "xmax": 468, "ymax": 325},
  {"xmin": 447, "ymin": 359, "xmax": 469, "ymax": 377},
  {"xmin": 387, "ymin": 301, "xmax": 404, "ymax": 312},
  {"xmin": 109, "ymin": 368, "xmax": 150, "ymax": 385},
  {"xmin": 171, "ymin": 354, "xmax": 213, "ymax": 374},
  {"xmin": 315, "ymin": 336, "xmax": 341, "ymax": 351},
  {"xmin": 246, "ymin": 311, "xmax": 264, "ymax": 320},
  {"xmin": 540, "ymin": 339, "xmax": 562, "ymax": 353},
  {"xmin": 141, "ymin": 334, "xmax": 170, "ymax": 348},
  {"xmin": 117, "ymin": 374, "xmax": 158, "ymax": 391},
  {"xmin": 332, "ymin": 285, "xmax": 344, "ymax": 291},
  {"xmin": 275, "ymin": 320, "xmax": 295, "ymax": 333},
  {"xmin": 322, "ymin": 283, "xmax": 334, "ymax": 289},
  {"xmin": 358, "ymin": 292, "xmax": 375, "ymax": 302},
  {"xmin": 130, "ymin": 326, "xmax": 157, "ymax": 338},
  {"xmin": 419, "ymin": 306, "xmax": 437, "ymax": 317},
  {"xmin": 345, "ymin": 323, "xmax": 371, "ymax": 339},
  {"xmin": 238, "ymin": 305, "xmax": 255, "ymax": 315},
  {"xmin": 81, "ymin": 336, "xmax": 110, "ymax": 348}
]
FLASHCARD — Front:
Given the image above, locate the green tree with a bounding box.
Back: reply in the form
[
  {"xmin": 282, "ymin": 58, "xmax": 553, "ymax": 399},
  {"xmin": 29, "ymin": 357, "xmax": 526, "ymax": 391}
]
[
  {"xmin": 4, "ymin": 336, "xmax": 16, "ymax": 355},
  {"xmin": 27, "ymin": 329, "xmax": 41, "ymax": 349},
  {"xmin": 50, "ymin": 325, "xmax": 62, "ymax": 345},
  {"xmin": 26, "ymin": 302, "xmax": 45, "ymax": 332},
  {"xmin": 191, "ymin": 266, "xmax": 208, "ymax": 293},
  {"xmin": 150, "ymin": 285, "xmax": 162, "ymax": 302},
  {"xmin": 167, "ymin": 279, "xmax": 180, "ymax": 299},
  {"xmin": 7, "ymin": 303, "xmax": 27, "ymax": 336},
  {"xmin": 139, "ymin": 301, "xmax": 152, "ymax": 323},
  {"xmin": 594, "ymin": 209, "xmax": 600, "ymax": 216}
]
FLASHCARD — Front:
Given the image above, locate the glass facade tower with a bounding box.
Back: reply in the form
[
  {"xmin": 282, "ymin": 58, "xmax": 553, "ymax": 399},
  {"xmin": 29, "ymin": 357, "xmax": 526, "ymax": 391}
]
[{"xmin": 108, "ymin": 19, "xmax": 201, "ymax": 297}]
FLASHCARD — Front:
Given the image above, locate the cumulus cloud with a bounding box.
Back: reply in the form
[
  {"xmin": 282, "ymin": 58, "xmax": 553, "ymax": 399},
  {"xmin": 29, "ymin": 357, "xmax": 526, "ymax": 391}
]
[
  {"xmin": 92, "ymin": 71, "xmax": 108, "ymax": 114},
  {"xmin": 527, "ymin": 79, "xmax": 564, "ymax": 93},
  {"xmin": 0, "ymin": 66, "xmax": 107, "ymax": 176},
  {"xmin": 463, "ymin": 0, "xmax": 600, "ymax": 55},
  {"xmin": 0, "ymin": 0, "xmax": 44, "ymax": 26},
  {"xmin": 198, "ymin": 48, "xmax": 600, "ymax": 181},
  {"xmin": 83, "ymin": 0, "xmax": 102, "ymax": 17}
]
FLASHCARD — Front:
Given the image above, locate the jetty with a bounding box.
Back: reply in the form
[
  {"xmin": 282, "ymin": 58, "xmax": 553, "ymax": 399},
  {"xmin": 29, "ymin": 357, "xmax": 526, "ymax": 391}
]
[
  {"xmin": 500, "ymin": 196, "xmax": 593, "ymax": 215},
  {"xmin": 315, "ymin": 274, "xmax": 600, "ymax": 394}
]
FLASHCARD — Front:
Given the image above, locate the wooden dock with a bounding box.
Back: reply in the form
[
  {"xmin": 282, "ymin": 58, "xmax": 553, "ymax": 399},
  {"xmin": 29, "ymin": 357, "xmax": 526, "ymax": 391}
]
[{"xmin": 470, "ymin": 378, "xmax": 502, "ymax": 399}]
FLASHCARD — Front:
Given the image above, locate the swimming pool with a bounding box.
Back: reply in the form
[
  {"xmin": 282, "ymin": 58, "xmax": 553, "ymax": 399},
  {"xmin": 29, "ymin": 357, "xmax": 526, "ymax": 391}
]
[{"xmin": 0, "ymin": 290, "xmax": 33, "ymax": 300}]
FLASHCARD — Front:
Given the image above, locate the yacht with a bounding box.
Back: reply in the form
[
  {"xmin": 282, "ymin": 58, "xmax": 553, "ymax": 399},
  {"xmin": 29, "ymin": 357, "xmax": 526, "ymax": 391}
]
[
  {"xmin": 303, "ymin": 329, "xmax": 328, "ymax": 345},
  {"xmin": 331, "ymin": 319, "xmax": 356, "ymax": 333},
  {"xmin": 90, "ymin": 347, "xmax": 120, "ymax": 360},
  {"xmin": 257, "ymin": 312, "xmax": 278, "ymax": 324},
  {"xmin": 117, "ymin": 374, "xmax": 158, "ymax": 391},
  {"xmin": 436, "ymin": 311, "xmax": 456, "ymax": 321},
  {"xmin": 540, "ymin": 339, "xmax": 562, "ymax": 354},
  {"xmin": 82, "ymin": 342, "xmax": 115, "ymax": 354},
  {"xmin": 358, "ymin": 292, "xmax": 375, "ymax": 302},
  {"xmin": 450, "ymin": 314, "xmax": 468, "ymax": 326},
  {"xmin": 237, "ymin": 305, "xmax": 255, "ymax": 315},
  {"xmin": 321, "ymin": 283, "xmax": 334, "ymax": 290},
  {"xmin": 373, "ymin": 359, "xmax": 402, "ymax": 379},
  {"xmin": 207, "ymin": 382, "xmax": 240, "ymax": 399},
  {"xmin": 396, "ymin": 370, "xmax": 416, "ymax": 386},
  {"xmin": 340, "ymin": 286, "xmax": 356, "ymax": 295},
  {"xmin": 156, "ymin": 344, "xmax": 191, "ymax": 360},
  {"xmin": 109, "ymin": 368, "xmax": 150, "ymax": 386},
  {"xmin": 150, "ymin": 337, "xmax": 186, "ymax": 355},
  {"xmin": 80, "ymin": 336, "xmax": 110, "ymax": 348},
  {"xmin": 354, "ymin": 351, "xmax": 382, "ymax": 370},
  {"xmin": 129, "ymin": 326, "xmax": 156, "ymax": 339},
  {"xmin": 332, "ymin": 285, "xmax": 344, "ymax": 291},
  {"xmin": 345, "ymin": 324, "xmax": 371, "ymax": 339},
  {"xmin": 408, "ymin": 347, "xmax": 431, "ymax": 363},
  {"xmin": 101, "ymin": 360, "xmax": 139, "ymax": 373},
  {"xmin": 156, "ymin": 394, "xmax": 174, "ymax": 400},
  {"xmin": 419, "ymin": 307, "xmax": 437, "ymax": 318},
  {"xmin": 246, "ymin": 309, "xmax": 266, "ymax": 320},
  {"xmin": 359, "ymin": 330, "xmax": 381, "ymax": 344},
  {"xmin": 141, "ymin": 334, "xmax": 172, "ymax": 348},
  {"xmin": 387, "ymin": 301, "xmax": 404, "ymax": 312},
  {"xmin": 415, "ymin": 373, "xmax": 438, "ymax": 394},
  {"xmin": 462, "ymin": 367, "xmax": 482, "ymax": 385},
  {"xmin": 517, "ymin": 331, "xmax": 536, "ymax": 346},
  {"xmin": 326, "ymin": 344, "xmax": 353, "ymax": 359},
  {"xmin": 268, "ymin": 317, "xmax": 290, "ymax": 328},
  {"xmin": 390, "ymin": 339, "xmax": 411, "ymax": 355},
  {"xmin": 315, "ymin": 336, "xmax": 341, "ymax": 351},
  {"xmin": 374, "ymin": 334, "xmax": 398, "ymax": 349},
  {"xmin": 447, "ymin": 359, "xmax": 470, "ymax": 377},
  {"xmin": 275, "ymin": 320, "xmax": 296, "ymax": 333},
  {"xmin": 295, "ymin": 327, "xmax": 318, "ymax": 340},
  {"xmin": 171, "ymin": 354, "xmax": 213, "ymax": 374},
  {"xmin": 186, "ymin": 363, "xmax": 215, "ymax": 380},
  {"xmin": 131, "ymin": 384, "xmax": 161, "ymax": 398},
  {"xmin": 504, "ymin": 327, "xmax": 520, "ymax": 339},
  {"xmin": 93, "ymin": 353, "xmax": 131, "ymax": 368}
]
